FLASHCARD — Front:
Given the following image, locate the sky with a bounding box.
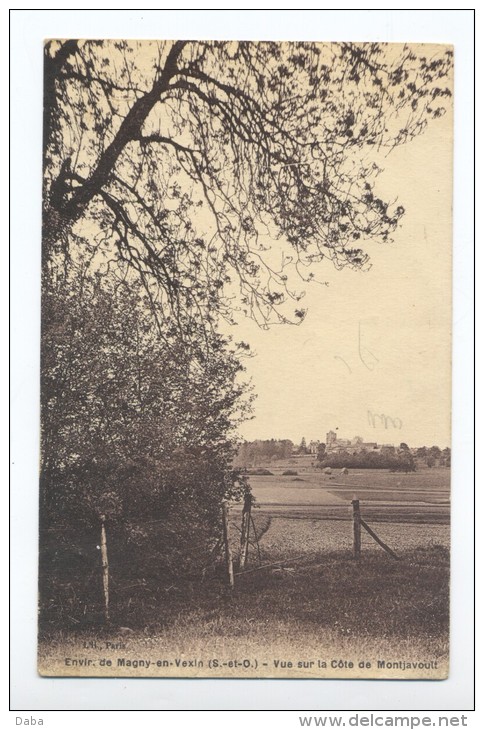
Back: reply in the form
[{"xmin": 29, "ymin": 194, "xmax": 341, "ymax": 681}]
[
  {"xmin": 39, "ymin": 38, "xmax": 453, "ymax": 451},
  {"xmin": 225, "ymin": 96, "xmax": 453, "ymax": 448}
]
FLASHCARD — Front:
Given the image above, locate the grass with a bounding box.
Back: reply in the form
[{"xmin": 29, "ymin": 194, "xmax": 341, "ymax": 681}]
[
  {"xmin": 38, "ymin": 466, "xmax": 451, "ymax": 678},
  {"xmin": 38, "ymin": 544, "xmax": 449, "ymax": 678}
]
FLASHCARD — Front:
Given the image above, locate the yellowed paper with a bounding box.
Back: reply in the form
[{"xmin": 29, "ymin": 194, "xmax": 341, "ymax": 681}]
[{"xmin": 39, "ymin": 40, "xmax": 453, "ymax": 680}]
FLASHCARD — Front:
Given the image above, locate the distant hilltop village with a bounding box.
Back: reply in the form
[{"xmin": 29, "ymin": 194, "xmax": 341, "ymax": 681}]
[
  {"xmin": 308, "ymin": 432, "xmax": 396, "ymax": 456},
  {"xmin": 234, "ymin": 435, "xmax": 450, "ymax": 469}
]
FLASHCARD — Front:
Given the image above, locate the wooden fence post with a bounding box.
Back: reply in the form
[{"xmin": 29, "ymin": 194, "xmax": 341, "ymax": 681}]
[
  {"xmin": 352, "ymin": 499, "xmax": 361, "ymax": 559},
  {"xmin": 100, "ymin": 514, "xmax": 110, "ymax": 622},
  {"xmin": 222, "ymin": 501, "xmax": 234, "ymax": 589},
  {"xmin": 239, "ymin": 493, "xmax": 252, "ymax": 571}
]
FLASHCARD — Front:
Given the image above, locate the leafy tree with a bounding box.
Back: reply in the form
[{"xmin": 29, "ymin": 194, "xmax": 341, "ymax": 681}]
[
  {"xmin": 233, "ymin": 438, "xmax": 294, "ymax": 466},
  {"xmin": 43, "ymin": 40, "xmax": 453, "ymax": 333},
  {"xmin": 318, "ymin": 447, "xmax": 416, "ymax": 471},
  {"xmin": 317, "ymin": 443, "xmax": 327, "ymax": 462},
  {"xmin": 441, "ymin": 446, "xmax": 451, "ymax": 467},
  {"xmin": 299, "ymin": 437, "xmax": 308, "ymax": 454},
  {"xmin": 40, "ymin": 259, "xmax": 250, "ymax": 622},
  {"xmin": 42, "ymin": 269, "xmax": 249, "ymax": 518},
  {"xmin": 394, "ymin": 449, "xmax": 416, "ymax": 472}
]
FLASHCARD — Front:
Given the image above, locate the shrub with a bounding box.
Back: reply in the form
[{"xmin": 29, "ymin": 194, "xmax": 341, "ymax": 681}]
[{"xmin": 39, "ymin": 270, "xmax": 251, "ymax": 627}]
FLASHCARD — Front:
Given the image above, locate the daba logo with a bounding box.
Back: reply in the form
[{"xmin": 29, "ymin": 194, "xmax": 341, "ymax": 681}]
[{"xmin": 15, "ymin": 719, "xmax": 44, "ymax": 726}]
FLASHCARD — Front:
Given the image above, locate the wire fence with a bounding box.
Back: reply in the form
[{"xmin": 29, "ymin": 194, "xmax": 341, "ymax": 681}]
[{"xmin": 39, "ymin": 496, "xmax": 408, "ymax": 627}]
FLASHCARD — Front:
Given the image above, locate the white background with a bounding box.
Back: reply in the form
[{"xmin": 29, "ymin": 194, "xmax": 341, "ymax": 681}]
[{"xmin": 8, "ymin": 5, "xmax": 476, "ymax": 722}]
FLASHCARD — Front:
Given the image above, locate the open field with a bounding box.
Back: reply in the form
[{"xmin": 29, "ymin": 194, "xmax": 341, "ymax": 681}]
[
  {"xmin": 245, "ymin": 466, "xmax": 450, "ymax": 526},
  {"xmin": 248, "ymin": 517, "xmax": 450, "ymax": 560}
]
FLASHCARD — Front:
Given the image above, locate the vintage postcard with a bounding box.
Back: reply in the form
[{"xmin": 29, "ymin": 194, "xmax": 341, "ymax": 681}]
[{"xmin": 38, "ymin": 39, "xmax": 453, "ymax": 679}]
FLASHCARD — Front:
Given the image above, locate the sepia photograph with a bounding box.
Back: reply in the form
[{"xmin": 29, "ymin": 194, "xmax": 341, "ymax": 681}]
[{"xmin": 37, "ymin": 37, "xmax": 454, "ymax": 680}]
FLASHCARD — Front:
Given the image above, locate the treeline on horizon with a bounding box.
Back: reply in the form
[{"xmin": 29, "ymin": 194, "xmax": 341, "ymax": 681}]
[{"xmin": 234, "ymin": 439, "xmax": 451, "ymax": 471}]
